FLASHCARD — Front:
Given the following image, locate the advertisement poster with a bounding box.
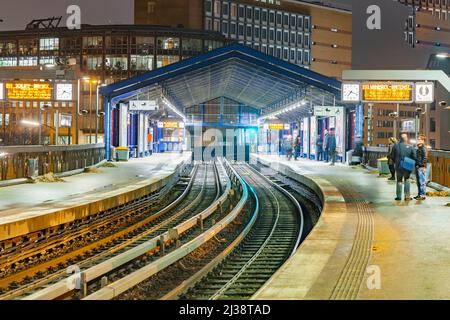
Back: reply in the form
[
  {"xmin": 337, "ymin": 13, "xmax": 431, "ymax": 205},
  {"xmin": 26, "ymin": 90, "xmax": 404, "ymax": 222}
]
[
  {"xmin": 310, "ymin": 116, "xmax": 317, "ymax": 157},
  {"xmin": 302, "ymin": 118, "xmax": 309, "ymax": 157}
]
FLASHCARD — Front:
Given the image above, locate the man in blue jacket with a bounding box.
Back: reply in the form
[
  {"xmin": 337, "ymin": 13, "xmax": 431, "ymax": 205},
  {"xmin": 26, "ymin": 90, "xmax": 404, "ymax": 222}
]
[{"xmin": 391, "ymin": 132, "xmax": 416, "ymax": 201}]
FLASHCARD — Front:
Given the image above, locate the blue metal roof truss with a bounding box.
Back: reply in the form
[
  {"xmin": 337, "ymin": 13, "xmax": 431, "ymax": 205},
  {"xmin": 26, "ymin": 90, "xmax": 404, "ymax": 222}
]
[{"xmin": 100, "ymin": 43, "xmax": 342, "ymax": 111}]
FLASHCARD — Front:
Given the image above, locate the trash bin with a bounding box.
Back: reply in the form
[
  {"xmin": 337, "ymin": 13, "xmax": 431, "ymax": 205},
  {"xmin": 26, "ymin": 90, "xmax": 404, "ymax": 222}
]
[
  {"xmin": 377, "ymin": 157, "xmax": 390, "ymax": 175},
  {"xmin": 27, "ymin": 159, "xmax": 39, "ymax": 178},
  {"xmin": 116, "ymin": 146, "xmax": 129, "ymax": 162}
]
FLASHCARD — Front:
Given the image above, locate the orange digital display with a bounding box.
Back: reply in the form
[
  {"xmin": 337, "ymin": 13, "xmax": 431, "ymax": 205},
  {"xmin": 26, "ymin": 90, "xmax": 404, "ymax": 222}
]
[
  {"xmin": 163, "ymin": 121, "xmax": 179, "ymax": 129},
  {"xmin": 268, "ymin": 124, "xmax": 285, "ymax": 130},
  {"xmin": 5, "ymin": 82, "xmax": 53, "ymax": 100},
  {"xmin": 362, "ymin": 82, "xmax": 413, "ymax": 103}
]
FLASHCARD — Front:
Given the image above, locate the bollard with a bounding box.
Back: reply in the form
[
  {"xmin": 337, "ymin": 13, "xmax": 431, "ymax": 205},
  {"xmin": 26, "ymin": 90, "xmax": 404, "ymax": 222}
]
[
  {"xmin": 80, "ymin": 272, "xmax": 87, "ymax": 298},
  {"xmin": 197, "ymin": 216, "xmax": 204, "ymax": 231},
  {"xmin": 100, "ymin": 276, "xmax": 108, "ymax": 288},
  {"xmin": 159, "ymin": 235, "xmax": 165, "ymax": 256}
]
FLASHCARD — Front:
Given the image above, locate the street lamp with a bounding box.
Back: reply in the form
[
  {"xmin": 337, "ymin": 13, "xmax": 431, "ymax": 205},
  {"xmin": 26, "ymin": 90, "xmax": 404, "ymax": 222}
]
[{"xmin": 96, "ymin": 83, "xmax": 107, "ymax": 144}]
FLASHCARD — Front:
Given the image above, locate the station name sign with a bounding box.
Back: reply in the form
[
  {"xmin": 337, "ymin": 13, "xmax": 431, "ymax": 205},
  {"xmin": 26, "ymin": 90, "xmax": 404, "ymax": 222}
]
[
  {"xmin": 5, "ymin": 82, "xmax": 53, "ymax": 100},
  {"xmin": 342, "ymin": 81, "xmax": 435, "ymax": 104}
]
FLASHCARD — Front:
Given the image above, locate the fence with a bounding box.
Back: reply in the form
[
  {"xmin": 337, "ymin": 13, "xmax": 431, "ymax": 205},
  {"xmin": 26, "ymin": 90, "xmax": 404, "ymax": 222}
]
[
  {"xmin": 362, "ymin": 146, "xmax": 449, "ymax": 187},
  {"xmin": 0, "ymin": 144, "xmax": 105, "ymax": 181}
]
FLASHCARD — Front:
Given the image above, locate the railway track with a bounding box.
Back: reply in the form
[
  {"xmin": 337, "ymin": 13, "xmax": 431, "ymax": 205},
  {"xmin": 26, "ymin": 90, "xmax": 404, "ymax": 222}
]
[
  {"xmin": 0, "ymin": 162, "xmax": 223, "ymax": 300},
  {"xmin": 0, "ymin": 164, "xmax": 193, "ymax": 283},
  {"xmin": 179, "ymin": 163, "xmax": 303, "ymax": 300},
  {"xmin": 15, "ymin": 161, "xmax": 233, "ymax": 300}
]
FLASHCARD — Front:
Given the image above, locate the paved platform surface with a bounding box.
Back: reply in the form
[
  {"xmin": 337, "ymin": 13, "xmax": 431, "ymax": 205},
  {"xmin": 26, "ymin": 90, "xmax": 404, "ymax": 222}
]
[
  {"xmin": 0, "ymin": 153, "xmax": 191, "ymax": 222},
  {"xmin": 252, "ymin": 154, "xmax": 450, "ymax": 300}
]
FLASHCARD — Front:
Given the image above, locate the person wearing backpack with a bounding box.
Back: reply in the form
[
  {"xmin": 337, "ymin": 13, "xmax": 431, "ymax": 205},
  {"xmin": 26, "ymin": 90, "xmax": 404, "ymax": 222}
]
[{"xmin": 392, "ymin": 132, "xmax": 416, "ymax": 201}]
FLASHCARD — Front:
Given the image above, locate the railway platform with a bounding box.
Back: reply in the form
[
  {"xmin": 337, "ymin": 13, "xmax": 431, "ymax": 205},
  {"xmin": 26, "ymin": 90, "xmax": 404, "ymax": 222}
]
[
  {"xmin": 0, "ymin": 152, "xmax": 191, "ymax": 242},
  {"xmin": 252, "ymin": 154, "xmax": 450, "ymax": 300}
]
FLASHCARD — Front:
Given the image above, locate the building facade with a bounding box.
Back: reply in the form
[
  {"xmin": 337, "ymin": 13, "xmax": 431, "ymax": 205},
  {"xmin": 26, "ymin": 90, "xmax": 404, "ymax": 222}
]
[
  {"xmin": 135, "ymin": 0, "xmax": 352, "ymax": 79},
  {"xmin": 399, "ymin": 0, "xmax": 450, "ymax": 49},
  {"xmin": 0, "ymin": 24, "xmax": 227, "ymax": 145}
]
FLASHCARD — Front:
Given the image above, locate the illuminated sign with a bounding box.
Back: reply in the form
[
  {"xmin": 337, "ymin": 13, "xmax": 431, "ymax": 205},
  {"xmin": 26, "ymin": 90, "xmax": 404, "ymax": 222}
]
[
  {"xmin": 163, "ymin": 121, "xmax": 179, "ymax": 129},
  {"xmin": 0, "ymin": 83, "xmax": 3, "ymax": 100},
  {"xmin": 415, "ymin": 82, "xmax": 434, "ymax": 103},
  {"xmin": 5, "ymin": 82, "xmax": 53, "ymax": 100},
  {"xmin": 361, "ymin": 82, "xmax": 413, "ymax": 103},
  {"xmin": 268, "ymin": 123, "xmax": 286, "ymax": 130}
]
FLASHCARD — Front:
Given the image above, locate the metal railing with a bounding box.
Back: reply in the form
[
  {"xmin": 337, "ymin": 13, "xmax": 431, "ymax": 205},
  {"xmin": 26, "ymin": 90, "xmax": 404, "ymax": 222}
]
[
  {"xmin": 0, "ymin": 144, "xmax": 105, "ymax": 181},
  {"xmin": 362, "ymin": 146, "xmax": 449, "ymax": 187}
]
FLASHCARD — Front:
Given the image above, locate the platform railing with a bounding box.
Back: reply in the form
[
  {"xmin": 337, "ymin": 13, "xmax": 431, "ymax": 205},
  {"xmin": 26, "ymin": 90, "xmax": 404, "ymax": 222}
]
[
  {"xmin": 0, "ymin": 144, "xmax": 105, "ymax": 181},
  {"xmin": 362, "ymin": 146, "xmax": 449, "ymax": 187}
]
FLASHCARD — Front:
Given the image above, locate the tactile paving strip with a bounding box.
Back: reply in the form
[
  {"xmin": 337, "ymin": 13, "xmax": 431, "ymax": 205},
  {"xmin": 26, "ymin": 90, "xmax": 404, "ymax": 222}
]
[{"xmin": 328, "ymin": 181, "xmax": 375, "ymax": 300}]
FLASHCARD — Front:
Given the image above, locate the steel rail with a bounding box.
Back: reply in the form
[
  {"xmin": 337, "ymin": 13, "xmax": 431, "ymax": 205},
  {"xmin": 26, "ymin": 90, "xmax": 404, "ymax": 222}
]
[
  {"xmin": 160, "ymin": 173, "xmax": 259, "ymax": 300},
  {"xmin": 22, "ymin": 162, "xmax": 226, "ymax": 300},
  {"xmin": 82, "ymin": 158, "xmax": 248, "ymax": 300},
  {"xmin": 246, "ymin": 164, "xmax": 304, "ymax": 256},
  {"xmin": 19, "ymin": 164, "xmax": 205, "ymax": 300}
]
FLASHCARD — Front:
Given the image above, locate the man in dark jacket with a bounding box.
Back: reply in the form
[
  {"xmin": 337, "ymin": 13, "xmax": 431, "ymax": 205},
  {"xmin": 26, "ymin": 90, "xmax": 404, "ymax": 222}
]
[
  {"xmin": 391, "ymin": 132, "xmax": 416, "ymax": 201},
  {"xmin": 414, "ymin": 135, "xmax": 428, "ymax": 200},
  {"xmin": 316, "ymin": 135, "xmax": 323, "ymax": 161},
  {"xmin": 327, "ymin": 128, "xmax": 337, "ymax": 166}
]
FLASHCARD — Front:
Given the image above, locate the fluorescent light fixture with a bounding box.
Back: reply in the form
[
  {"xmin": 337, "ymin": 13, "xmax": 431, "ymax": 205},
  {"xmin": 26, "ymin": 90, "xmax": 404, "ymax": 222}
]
[
  {"xmin": 161, "ymin": 96, "xmax": 187, "ymax": 121},
  {"xmin": 436, "ymin": 53, "xmax": 448, "ymax": 59},
  {"xmin": 259, "ymin": 99, "xmax": 308, "ymax": 121},
  {"xmin": 21, "ymin": 120, "xmax": 40, "ymax": 127}
]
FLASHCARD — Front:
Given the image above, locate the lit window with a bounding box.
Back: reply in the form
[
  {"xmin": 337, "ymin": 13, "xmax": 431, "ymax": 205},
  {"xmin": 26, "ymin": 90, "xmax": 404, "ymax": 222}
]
[
  {"xmin": 230, "ymin": 3, "xmax": 237, "ymax": 19},
  {"xmin": 40, "ymin": 38, "xmax": 59, "ymax": 50},
  {"xmin": 214, "ymin": 0, "xmax": 221, "ymax": 16}
]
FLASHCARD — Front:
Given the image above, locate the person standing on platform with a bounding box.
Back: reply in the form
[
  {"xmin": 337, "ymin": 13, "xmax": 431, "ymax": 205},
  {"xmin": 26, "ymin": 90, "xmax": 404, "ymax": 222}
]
[
  {"xmin": 387, "ymin": 137, "xmax": 397, "ymax": 181},
  {"xmin": 414, "ymin": 135, "xmax": 428, "ymax": 200},
  {"xmin": 294, "ymin": 135, "xmax": 302, "ymax": 160},
  {"xmin": 327, "ymin": 128, "xmax": 337, "ymax": 166},
  {"xmin": 316, "ymin": 135, "xmax": 324, "ymax": 161},
  {"xmin": 323, "ymin": 129, "xmax": 329, "ymax": 162},
  {"xmin": 392, "ymin": 132, "xmax": 416, "ymax": 201}
]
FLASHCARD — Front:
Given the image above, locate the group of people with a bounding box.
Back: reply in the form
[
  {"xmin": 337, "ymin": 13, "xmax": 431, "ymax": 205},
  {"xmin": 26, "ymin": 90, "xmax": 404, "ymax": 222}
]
[
  {"xmin": 315, "ymin": 128, "xmax": 337, "ymax": 166},
  {"xmin": 387, "ymin": 132, "xmax": 428, "ymax": 201},
  {"xmin": 282, "ymin": 128, "xmax": 338, "ymax": 165}
]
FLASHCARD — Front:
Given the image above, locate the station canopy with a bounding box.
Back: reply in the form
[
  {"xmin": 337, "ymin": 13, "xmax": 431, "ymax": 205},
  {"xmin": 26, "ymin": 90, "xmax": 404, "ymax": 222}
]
[{"xmin": 100, "ymin": 43, "xmax": 342, "ymax": 122}]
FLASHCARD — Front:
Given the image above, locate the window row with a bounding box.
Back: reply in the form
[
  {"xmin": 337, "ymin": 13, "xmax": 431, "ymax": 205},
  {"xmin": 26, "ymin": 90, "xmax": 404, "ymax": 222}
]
[
  {"xmin": 0, "ymin": 37, "xmax": 214, "ymax": 55},
  {"xmin": 205, "ymin": 0, "xmax": 311, "ymax": 30},
  {"xmin": 206, "ymin": 19, "xmax": 310, "ymax": 47},
  {"xmin": 239, "ymin": 42, "xmax": 310, "ymax": 64}
]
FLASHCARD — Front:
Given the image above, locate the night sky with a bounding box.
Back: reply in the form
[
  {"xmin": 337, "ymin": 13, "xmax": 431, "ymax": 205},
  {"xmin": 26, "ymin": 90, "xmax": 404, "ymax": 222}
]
[{"xmin": 0, "ymin": 0, "xmax": 444, "ymax": 70}]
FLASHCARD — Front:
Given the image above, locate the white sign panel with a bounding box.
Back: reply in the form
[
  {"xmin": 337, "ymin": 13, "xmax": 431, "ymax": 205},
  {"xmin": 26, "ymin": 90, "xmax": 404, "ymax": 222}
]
[
  {"xmin": 129, "ymin": 100, "xmax": 158, "ymax": 111},
  {"xmin": 415, "ymin": 82, "xmax": 434, "ymax": 103},
  {"xmin": 58, "ymin": 114, "xmax": 73, "ymax": 127},
  {"xmin": 314, "ymin": 106, "xmax": 344, "ymax": 117},
  {"xmin": 0, "ymin": 83, "xmax": 3, "ymax": 100},
  {"xmin": 342, "ymin": 83, "xmax": 361, "ymax": 102}
]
